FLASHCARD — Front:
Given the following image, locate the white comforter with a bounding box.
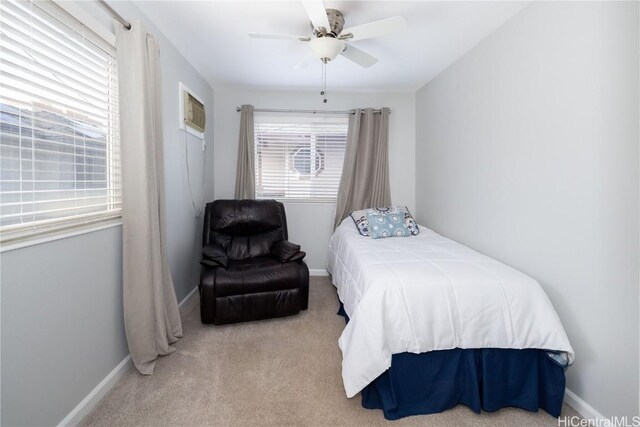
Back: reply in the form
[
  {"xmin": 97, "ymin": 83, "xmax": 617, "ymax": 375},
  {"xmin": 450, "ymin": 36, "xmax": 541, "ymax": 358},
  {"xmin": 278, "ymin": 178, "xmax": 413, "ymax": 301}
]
[{"xmin": 327, "ymin": 220, "xmax": 574, "ymax": 398}]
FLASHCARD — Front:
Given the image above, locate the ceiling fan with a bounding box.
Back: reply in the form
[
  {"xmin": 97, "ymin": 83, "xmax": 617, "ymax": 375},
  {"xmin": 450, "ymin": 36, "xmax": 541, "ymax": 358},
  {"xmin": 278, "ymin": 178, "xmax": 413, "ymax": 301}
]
[{"xmin": 248, "ymin": 0, "xmax": 406, "ymax": 101}]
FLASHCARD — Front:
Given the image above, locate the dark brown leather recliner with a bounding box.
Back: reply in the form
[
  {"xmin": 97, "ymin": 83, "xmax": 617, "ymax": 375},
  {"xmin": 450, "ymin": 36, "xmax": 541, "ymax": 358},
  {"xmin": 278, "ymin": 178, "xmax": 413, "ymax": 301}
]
[{"xmin": 199, "ymin": 199, "xmax": 309, "ymax": 325}]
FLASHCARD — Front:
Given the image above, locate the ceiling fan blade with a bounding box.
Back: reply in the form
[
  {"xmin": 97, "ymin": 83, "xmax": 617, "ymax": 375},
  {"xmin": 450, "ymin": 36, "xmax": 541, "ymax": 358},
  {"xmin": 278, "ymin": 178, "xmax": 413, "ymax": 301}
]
[
  {"xmin": 302, "ymin": 0, "xmax": 330, "ymax": 32},
  {"xmin": 341, "ymin": 16, "xmax": 406, "ymax": 41},
  {"xmin": 249, "ymin": 33, "xmax": 309, "ymax": 41},
  {"xmin": 340, "ymin": 44, "xmax": 378, "ymax": 68},
  {"xmin": 294, "ymin": 52, "xmax": 316, "ymax": 69}
]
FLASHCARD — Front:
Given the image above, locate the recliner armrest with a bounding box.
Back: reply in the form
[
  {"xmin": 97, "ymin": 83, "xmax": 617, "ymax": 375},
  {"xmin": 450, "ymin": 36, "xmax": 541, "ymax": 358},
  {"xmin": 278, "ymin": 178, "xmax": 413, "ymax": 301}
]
[
  {"xmin": 201, "ymin": 241, "xmax": 228, "ymax": 268},
  {"xmin": 271, "ymin": 240, "xmax": 306, "ymax": 263}
]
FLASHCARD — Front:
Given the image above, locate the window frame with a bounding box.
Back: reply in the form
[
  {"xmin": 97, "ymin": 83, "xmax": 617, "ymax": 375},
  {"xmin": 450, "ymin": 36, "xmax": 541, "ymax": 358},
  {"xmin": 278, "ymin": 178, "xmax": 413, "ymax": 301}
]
[
  {"xmin": 253, "ymin": 112, "xmax": 348, "ymax": 204},
  {"xmin": 0, "ymin": 0, "xmax": 121, "ymax": 250}
]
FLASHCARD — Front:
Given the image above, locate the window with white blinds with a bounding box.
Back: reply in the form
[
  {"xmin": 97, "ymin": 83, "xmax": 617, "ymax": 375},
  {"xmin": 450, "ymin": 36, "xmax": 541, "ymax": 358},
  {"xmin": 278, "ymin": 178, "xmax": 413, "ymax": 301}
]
[
  {"xmin": 254, "ymin": 113, "xmax": 348, "ymax": 202},
  {"xmin": 0, "ymin": 0, "xmax": 120, "ymax": 243}
]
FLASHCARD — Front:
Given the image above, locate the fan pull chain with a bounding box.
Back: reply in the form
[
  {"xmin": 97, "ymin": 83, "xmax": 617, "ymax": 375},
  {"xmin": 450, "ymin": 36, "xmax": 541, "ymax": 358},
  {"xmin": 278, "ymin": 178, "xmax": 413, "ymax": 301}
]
[{"xmin": 321, "ymin": 59, "xmax": 327, "ymax": 103}]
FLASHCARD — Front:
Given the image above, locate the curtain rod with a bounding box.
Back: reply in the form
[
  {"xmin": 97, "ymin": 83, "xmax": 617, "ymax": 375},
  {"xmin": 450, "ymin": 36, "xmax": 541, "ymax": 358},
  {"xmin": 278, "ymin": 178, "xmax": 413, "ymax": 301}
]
[
  {"xmin": 235, "ymin": 107, "xmax": 390, "ymax": 115},
  {"xmin": 96, "ymin": 0, "xmax": 131, "ymax": 30}
]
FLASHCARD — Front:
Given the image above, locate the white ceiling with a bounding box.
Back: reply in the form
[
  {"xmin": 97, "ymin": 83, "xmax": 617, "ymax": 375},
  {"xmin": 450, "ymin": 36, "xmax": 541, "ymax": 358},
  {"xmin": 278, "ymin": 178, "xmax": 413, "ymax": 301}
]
[{"xmin": 132, "ymin": 1, "xmax": 529, "ymax": 92}]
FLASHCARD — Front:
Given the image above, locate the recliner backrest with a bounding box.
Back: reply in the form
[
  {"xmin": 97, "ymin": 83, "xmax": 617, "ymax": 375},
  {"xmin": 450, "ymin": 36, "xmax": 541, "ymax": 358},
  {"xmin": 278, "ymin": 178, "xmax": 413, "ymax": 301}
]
[{"xmin": 203, "ymin": 199, "xmax": 288, "ymax": 260}]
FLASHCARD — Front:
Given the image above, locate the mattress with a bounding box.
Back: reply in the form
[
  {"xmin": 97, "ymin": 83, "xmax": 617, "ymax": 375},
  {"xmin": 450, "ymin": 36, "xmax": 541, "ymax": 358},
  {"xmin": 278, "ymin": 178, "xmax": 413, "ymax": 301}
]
[{"xmin": 327, "ymin": 219, "xmax": 574, "ymax": 398}]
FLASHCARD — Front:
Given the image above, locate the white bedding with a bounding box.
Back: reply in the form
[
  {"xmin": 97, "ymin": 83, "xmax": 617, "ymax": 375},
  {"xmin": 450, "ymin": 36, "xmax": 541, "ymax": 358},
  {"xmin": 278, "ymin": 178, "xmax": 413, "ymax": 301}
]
[{"xmin": 327, "ymin": 219, "xmax": 574, "ymax": 398}]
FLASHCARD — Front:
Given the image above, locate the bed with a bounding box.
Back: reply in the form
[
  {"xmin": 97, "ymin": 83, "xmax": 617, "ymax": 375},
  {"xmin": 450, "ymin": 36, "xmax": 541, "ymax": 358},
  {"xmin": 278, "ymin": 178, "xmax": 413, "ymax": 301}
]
[{"xmin": 327, "ymin": 218, "xmax": 574, "ymax": 420}]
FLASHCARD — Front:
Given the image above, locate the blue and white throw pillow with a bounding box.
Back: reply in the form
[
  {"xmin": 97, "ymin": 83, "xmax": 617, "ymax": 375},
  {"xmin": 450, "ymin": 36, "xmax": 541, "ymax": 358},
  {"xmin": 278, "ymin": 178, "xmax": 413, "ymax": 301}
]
[
  {"xmin": 367, "ymin": 211, "xmax": 411, "ymax": 239},
  {"xmin": 349, "ymin": 206, "xmax": 400, "ymax": 236},
  {"xmin": 350, "ymin": 206, "xmax": 420, "ymax": 237}
]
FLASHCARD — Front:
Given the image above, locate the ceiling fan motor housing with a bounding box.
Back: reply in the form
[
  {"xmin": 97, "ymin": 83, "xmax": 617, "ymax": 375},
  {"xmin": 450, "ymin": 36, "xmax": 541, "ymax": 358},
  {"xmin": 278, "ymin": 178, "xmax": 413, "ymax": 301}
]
[{"xmin": 311, "ymin": 8, "xmax": 345, "ymax": 37}]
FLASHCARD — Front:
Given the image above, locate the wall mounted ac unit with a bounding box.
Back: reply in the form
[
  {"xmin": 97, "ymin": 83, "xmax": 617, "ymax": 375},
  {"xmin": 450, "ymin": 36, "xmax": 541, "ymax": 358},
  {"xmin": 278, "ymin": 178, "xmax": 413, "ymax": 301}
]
[{"xmin": 179, "ymin": 82, "xmax": 205, "ymax": 137}]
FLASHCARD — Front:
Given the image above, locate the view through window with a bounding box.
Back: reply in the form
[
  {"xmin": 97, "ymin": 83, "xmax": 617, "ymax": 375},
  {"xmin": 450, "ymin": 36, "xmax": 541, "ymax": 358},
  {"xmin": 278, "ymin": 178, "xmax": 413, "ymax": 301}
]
[
  {"xmin": 0, "ymin": 0, "xmax": 120, "ymax": 242},
  {"xmin": 254, "ymin": 113, "xmax": 347, "ymax": 201}
]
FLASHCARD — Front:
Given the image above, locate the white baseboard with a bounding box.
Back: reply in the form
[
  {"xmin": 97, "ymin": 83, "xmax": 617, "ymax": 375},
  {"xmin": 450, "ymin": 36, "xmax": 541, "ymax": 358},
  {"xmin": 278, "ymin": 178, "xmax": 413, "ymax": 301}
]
[
  {"xmin": 309, "ymin": 268, "xmax": 329, "ymax": 276},
  {"xmin": 58, "ymin": 285, "xmax": 199, "ymax": 427},
  {"xmin": 564, "ymin": 388, "xmax": 606, "ymax": 422},
  {"xmin": 58, "ymin": 355, "xmax": 132, "ymax": 426},
  {"xmin": 178, "ymin": 285, "xmax": 198, "ymax": 311}
]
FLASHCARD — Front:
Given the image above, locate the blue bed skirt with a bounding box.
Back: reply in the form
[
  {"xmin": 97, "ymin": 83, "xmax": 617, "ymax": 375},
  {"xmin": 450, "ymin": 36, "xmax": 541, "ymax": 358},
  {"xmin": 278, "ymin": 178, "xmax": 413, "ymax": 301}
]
[{"xmin": 337, "ymin": 303, "xmax": 566, "ymax": 420}]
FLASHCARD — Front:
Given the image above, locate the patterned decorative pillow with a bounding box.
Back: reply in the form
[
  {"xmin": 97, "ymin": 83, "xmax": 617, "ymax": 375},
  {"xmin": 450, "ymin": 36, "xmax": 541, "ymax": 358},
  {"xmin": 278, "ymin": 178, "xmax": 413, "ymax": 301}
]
[
  {"xmin": 367, "ymin": 211, "xmax": 411, "ymax": 239},
  {"xmin": 349, "ymin": 206, "xmax": 400, "ymax": 236},
  {"xmin": 349, "ymin": 206, "xmax": 419, "ymax": 237}
]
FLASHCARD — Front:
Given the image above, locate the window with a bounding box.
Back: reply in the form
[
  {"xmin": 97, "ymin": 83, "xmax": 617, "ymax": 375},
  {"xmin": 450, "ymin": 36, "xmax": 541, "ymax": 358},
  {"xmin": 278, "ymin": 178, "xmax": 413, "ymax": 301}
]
[
  {"xmin": 0, "ymin": 0, "xmax": 120, "ymax": 244},
  {"xmin": 254, "ymin": 113, "xmax": 347, "ymax": 201}
]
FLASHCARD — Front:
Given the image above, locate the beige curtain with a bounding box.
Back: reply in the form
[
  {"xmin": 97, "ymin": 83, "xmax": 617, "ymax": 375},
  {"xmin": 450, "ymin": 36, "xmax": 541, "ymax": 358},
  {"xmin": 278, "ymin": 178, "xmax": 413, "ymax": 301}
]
[
  {"xmin": 116, "ymin": 21, "xmax": 182, "ymax": 375},
  {"xmin": 234, "ymin": 104, "xmax": 255, "ymax": 199},
  {"xmin": 333, "ymin": 108, "xmax": 391, "ymax": 229}
]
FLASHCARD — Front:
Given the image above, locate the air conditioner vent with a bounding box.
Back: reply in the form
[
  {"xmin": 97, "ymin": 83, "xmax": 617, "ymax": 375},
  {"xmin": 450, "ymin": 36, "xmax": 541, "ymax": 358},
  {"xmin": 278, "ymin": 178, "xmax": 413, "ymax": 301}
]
[
  {"xmin": 179, "ymin": 82, "xmax": 205, "ymax": 136},
  {"xmin": 185, "ymin": 92, "xmax": 205, "ymax": 132}
]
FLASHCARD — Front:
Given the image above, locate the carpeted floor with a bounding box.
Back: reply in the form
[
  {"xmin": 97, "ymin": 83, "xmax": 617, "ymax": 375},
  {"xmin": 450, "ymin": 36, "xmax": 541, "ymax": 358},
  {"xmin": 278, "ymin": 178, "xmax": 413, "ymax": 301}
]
[{"xmin": 81, "ymin": 276, "xmax": 580, "ymax": 426}]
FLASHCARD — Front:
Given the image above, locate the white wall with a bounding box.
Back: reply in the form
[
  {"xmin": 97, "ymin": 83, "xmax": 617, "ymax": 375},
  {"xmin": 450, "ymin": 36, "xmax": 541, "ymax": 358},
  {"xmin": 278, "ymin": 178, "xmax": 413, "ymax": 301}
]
[
  {"xmin": 0, "ymin": 1, "xmax": 215, "ymax": 425},
  {"xmin": 415, "ymin": 1, "xmax": 639, "ymax": 418},
  {"xmin": 213, "ymin": 88, "xmax": 415, "ymax": 270}
]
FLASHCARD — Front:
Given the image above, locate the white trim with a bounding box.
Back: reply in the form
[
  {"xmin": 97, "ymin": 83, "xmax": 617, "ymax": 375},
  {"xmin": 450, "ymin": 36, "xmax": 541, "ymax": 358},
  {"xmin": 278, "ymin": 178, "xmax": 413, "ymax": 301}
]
[
  {"xmin": 564, "ymin": 388, "xmax": 607, "ymax": 422},
  {"xmin": 310, "ymin": 268, "xmax": 329, "ymax": 276},
  {"xmin": 57, "ymin": 286, "xmax": 199, "ymax": 426},
  {"xmin": 58, "ymin": 355, "xmax": 132, "ymax": 427},
  {"xmin": 53, "ymin": 0, "xmax": 116, "ymax": 46},
  {"xmin": 0, "ymin": 220, "xmax": 122, "ymax": 253},
  {"xmin": 178, "ymin": 285, "xmax": 199, "ymax": 310}
]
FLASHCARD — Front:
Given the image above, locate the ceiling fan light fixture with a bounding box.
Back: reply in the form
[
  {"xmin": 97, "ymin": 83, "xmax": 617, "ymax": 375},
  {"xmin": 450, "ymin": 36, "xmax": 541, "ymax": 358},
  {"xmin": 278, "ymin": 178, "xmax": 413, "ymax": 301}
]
[{"xmin": 308, "ymin": 37, "xmax": 345, "ymax": 61}]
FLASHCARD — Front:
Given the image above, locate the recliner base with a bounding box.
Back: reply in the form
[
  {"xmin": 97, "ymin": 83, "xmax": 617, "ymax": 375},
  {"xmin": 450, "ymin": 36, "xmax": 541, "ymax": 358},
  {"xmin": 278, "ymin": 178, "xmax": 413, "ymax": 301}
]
[{"xmin": 200, "ymin": 287, "xmax": 307, "ymax": 325}]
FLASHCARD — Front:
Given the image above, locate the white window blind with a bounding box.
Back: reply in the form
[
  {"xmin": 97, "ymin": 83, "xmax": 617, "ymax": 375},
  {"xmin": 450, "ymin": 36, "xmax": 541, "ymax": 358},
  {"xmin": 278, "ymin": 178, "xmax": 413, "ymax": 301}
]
[
  {"xmin": 0, "ymin": 0, "xmax": 120, "ymax": 243},
  {"xmin": 254, "ymin": 113, "xmax": 348, "ymax": 201}
]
